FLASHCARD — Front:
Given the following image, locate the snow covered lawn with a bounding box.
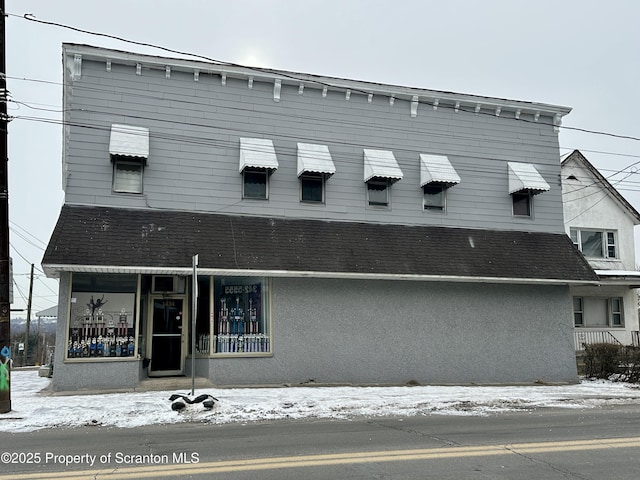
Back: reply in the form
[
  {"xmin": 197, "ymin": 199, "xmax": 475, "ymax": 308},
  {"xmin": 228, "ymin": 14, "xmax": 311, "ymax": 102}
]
[{"xmin": 1, "ymin": 370, "xmax": 640, "ymax": 432}]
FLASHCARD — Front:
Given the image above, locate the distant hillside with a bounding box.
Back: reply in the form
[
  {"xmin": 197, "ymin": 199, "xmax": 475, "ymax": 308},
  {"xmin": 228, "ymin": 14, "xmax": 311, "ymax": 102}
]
[{"xmin": 10, "ymin": 317, "xmax": 57, "ymax": 335}]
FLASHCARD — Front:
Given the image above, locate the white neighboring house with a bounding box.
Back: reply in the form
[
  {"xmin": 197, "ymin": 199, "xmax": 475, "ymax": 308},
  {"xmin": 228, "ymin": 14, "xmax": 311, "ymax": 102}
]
[{"xmin": 562, "ymin": 150, "xmax": 640, "ymax": 348}]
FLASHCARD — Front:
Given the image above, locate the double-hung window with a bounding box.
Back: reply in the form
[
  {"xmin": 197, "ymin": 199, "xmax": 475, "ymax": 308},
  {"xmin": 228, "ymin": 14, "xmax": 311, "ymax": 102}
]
[
  {"xmin": 300, "ymin": 174, "xmax": 325, "ymax": 203},
  {"xmin": 570, "ymin": 228, "xmax": 617, "ymax": 259},
  {"xmin": 572, "ymin": 296, "xmax": 624, "ymax": 327},
  {"xmin": 423, "ymin": 184, "xmax": 445, "ymax": 210},
  {"xmin": 113, "ymin": 157, "xmax": 144, "ymax": 194},
  {"xmin": 243, "ymin": 168, "xmax": 269, "ymax": 199},
  {"xmin": 367, "ymin": 179, "xmax": 391, "ymax": 206},
  {"xmin": 512, "ymin": 191, "xmax": 532, "ymax": 216},
  {"xmin": 573, "ymin": 297, "xmax": 584, "ymax": 326}
]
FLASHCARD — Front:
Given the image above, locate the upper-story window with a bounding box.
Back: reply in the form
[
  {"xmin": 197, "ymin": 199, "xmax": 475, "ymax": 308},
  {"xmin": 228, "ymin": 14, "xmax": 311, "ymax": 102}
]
[
  {"xmin": 239, "ymin": 138, "xmax": 279, "ymax": 200},
  {"xmin": 300, "ymin": 174, "xmax": 324, "ymax": 203},
  {"xmin": 109, "ymin": 124, "xmax": 149, "ymax": 195},
  {"xmin": 243, "ymin": 168, "xmax": 269, "ymax": 199},
  {"xmin": 570, "ymin": 228, "xmax": 617, "ymax": 258},
  {"xmin": 297, "ymin": 143, "xmax": 335, "ymax": 204},
  {"xmin": 363, "ymin": 149, "xmax": 403, "ymax": 209},
  {"xmin": 419, "ymin": 154, "xmax": 461, "ymax": 212},
  {"xmin": 512, "ymin": 191, "xmax": 532, "ymax": 216},
  {"xmin": 423, "ymin": 184, "xmax": 445, "ymax": 210},
  {"xmin": 113, "ymin": 158, "xmax": 144, "ymax": 194},
  {"xmin": 507, "ymin": 162, "xmax": 550, "ymax": 218},
  {"xmin": 367, "ymin": 179, "xmax": 391, "ymax": 206}
]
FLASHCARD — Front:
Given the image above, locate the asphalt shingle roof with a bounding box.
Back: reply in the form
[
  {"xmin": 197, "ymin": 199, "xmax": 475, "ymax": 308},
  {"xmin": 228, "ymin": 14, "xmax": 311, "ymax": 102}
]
[{"xmin": 42, "ymin": 205, "xmax": 598, "ymax": 282}]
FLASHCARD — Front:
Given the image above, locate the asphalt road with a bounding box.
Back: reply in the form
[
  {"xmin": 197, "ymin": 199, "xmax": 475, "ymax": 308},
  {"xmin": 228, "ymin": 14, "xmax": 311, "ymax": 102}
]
[{"xmin": 2, "ymin": 404, "xmax": 640, "ymax": 479}]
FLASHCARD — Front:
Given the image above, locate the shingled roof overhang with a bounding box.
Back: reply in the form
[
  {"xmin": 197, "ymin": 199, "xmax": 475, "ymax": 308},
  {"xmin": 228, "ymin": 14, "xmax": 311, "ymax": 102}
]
[{"xmin": 42, "ymin": 205, "xmax": 599, "ymax": 285}]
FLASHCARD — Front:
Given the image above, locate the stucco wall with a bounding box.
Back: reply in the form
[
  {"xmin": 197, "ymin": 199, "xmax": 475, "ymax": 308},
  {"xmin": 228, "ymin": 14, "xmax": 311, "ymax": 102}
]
[{"xmin": 207, "ymin": 277, "xmax": 578, "ymax": 385}]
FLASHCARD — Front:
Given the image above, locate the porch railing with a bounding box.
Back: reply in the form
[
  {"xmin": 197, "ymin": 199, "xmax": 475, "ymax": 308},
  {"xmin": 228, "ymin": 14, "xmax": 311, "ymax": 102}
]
[
  {"xmin": 633, "ymin": 331, "xmax": 640, "ymax": 348},
  {"xmin": 574, "ymin": 330, "xmax": 624, "ymax": 351}
]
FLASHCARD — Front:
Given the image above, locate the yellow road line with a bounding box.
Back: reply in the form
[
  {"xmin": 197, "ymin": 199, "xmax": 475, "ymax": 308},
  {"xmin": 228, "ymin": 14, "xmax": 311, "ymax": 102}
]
[{"xmin": 3, "ymin": 436, "xmax": 640, "ymax": 479}]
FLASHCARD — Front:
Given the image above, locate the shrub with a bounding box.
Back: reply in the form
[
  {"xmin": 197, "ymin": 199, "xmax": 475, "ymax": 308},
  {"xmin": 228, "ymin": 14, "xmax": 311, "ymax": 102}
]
[
  {"xmin": 583, "ymin": 343, "xmax": 640, "ymax": 382},
  {"xmin": 583, "ymin": 343, "xmax": 623, "ymax": 379}
]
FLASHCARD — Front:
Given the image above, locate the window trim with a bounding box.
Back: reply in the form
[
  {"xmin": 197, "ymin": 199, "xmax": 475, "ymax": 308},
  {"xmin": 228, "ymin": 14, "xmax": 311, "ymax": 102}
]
[
  {"xmin": 112, "ymin": 157, "xmax": 144, "ymax": 194},
  {"xmin": 242, "ymin": 167, "xmax": 270, "ymax": 200},
  {"xmin": 569, "ymin": 228, "xmax": 617, "ymax": 259}
]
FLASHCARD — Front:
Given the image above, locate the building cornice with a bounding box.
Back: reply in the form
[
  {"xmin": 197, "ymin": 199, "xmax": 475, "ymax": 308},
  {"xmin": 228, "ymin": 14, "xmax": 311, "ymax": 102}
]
[{"xmin": 62, "ymin": 43, "xmax": 571, "ymax": 127}]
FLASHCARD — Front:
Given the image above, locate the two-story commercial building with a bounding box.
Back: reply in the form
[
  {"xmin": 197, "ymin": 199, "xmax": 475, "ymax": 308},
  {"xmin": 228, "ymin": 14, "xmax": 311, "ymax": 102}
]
[
  {"xmin": 562, "ymin": 150, "xmax": 640, "ymax": 348},
  {"xmin": 43, "ymin": 44, "xmax": 598, "ymax": 392}
]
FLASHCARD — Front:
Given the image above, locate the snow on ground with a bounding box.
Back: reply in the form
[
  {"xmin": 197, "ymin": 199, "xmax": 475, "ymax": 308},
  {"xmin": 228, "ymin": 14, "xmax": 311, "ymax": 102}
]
[{"xmin": 1, "ymin": 370, "xmax": 640, "ymax": 433}]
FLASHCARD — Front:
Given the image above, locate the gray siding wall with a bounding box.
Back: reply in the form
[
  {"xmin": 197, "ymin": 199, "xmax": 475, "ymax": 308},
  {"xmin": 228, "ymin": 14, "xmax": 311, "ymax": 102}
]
[
  {"xmin": 207, "ymin": 278, "xmax": 578, "ymax": 385},
  {"xmin": 63, "ymin": 59, "xmax": 565, "ymax": 232}
]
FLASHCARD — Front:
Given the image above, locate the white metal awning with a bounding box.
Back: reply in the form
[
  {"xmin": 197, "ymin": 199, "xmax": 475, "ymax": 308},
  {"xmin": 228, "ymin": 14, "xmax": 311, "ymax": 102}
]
[
  {"xmin": 109, "ymin": 124, "xmax": 149, "ymax": 159},
  {"xmin": 239, "ymin": 138, "xmax": 279, "ymax": 172},
  {"xmin": 363, "ymin": 149, "xmax": 403, "ymax": 183},
  {"xmin": 508, "ymin": 162, "xmax": 550, "ymax": 194},
  {"xmin": 419, "ymin": 154, "xmax": 461, "ymax": 188},
  {"xmin": 297, "ymin": 143, "xmax": 336, "ymax": 177}
]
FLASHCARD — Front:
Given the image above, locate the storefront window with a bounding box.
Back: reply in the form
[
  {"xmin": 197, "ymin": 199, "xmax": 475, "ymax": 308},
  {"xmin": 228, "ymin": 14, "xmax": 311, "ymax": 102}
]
[
  {"xmin": 190, "ymin": 276, "xmax": 212, "ymax": 355},
  {"xmin": 214, "ymin": 277, "xmax": 270, "ymax": 354},
  {"xmin": 67, "ymin": 274, "xmax": 138, "ymax": 359}
]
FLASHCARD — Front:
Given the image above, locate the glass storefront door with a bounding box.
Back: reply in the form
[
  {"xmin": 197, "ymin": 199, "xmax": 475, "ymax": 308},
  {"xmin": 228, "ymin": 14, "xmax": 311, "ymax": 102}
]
[{"xmin": 149, "ymin": 298, "xmax": 185, "ymax": 376}]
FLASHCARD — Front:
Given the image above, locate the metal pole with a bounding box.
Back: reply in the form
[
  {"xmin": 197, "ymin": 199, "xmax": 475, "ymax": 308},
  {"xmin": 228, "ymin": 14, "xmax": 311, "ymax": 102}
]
[
  {"xmin": 24, "ymin": 264, "xmax": 33, "ymax": 365},
  {"xmin": 191, "ymin": 254, "xmax": 198, "ymax": 396},
  {"xmin": 0, "ymin": 0, "xmax": 12, "ymax": 414}
]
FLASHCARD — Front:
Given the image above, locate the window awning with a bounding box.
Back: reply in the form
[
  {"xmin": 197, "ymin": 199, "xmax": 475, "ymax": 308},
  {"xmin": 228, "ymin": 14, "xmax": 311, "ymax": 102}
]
[
  {"xmin": 508, "ymin": 162, "xmax": 550, "ymax": 194},
  {"xmin": 297, "ymin": 143, "xmax": 336, "ymax": 177},
  {"xmin": 239, "ymin": 138, "xmax": 279, "ymax": 173},
  {"xmin": 419, "ymin": 154, "xmax": 461, "ymax": 188},
  {"xmin": 109, "ymin": 124, "xmax": 149, "ymax": 160},
  {"xmin": 363, "ymin": 149, "xmax": 403, "ymax": 183}
]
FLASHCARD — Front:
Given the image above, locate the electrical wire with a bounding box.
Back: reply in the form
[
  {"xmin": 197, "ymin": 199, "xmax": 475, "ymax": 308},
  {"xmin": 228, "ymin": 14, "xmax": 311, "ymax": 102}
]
[{"xmin": 10, "ymin": 11, "xmax": 640, "ymax": 143}]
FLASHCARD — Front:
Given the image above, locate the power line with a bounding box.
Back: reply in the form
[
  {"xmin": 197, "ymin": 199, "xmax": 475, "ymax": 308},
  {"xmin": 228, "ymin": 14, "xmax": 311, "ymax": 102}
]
[{"xmin": 10, "ymin": 11, "xmax": 640, "ymax": 144}]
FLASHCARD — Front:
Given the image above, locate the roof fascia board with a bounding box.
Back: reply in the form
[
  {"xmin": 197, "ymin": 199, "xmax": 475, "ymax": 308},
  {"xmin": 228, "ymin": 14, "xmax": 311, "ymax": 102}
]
[
  {"xmin": 62, "ymin": 43, "xmax": 572, "ymax": 118},
  {"xmin": 43, "ymin": 263, "xmax": 599, "ymax": 286}
]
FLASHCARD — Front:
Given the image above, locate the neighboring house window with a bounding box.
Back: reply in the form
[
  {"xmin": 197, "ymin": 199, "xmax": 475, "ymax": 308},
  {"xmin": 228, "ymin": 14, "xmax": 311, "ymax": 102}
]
[
  {"xmin": 512, "ymin": 191, "xmax": 531, "ymax": 216},
  {"xmin": 610, "ymin": 297, "xmax": 623, "ymax": 326},
  {"xmin": 243, "ymin": 168, "xmax": 269, "ymax": 199},
  {"xmin": 300, "ymin": 174, "xmax": 324, "ymax": 203},
  {"xmin": 367, "ymin": 179, "xmax": 390, "ymax": 206},
  {"xmin": 423, "ymin": 184, "xmax": 445, "ymax": 210},
  {"xmin": 573, "ymin": 296, "xmax": 624, "ymax": 328},
  {"xmin": 573, "ymin": 297, "xmax": 584, "ymax": 326},
  {"xmin": 570, "ymin": 228, "xmax": 617, "ymax": 259},
  {"xmin": 112, "ymin": 157, "xmax": 144, "ymax": 194}
]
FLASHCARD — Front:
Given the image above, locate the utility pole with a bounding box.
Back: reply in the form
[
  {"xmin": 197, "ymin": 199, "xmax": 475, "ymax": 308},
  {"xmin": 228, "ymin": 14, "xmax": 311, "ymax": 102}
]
[
  {"xmin": 0, "ymin": 0, "xmax": 11, "ymax": 414},
  {"xmin": 24, "ymin": 264, "xmax": 33, "ymax": 366}
]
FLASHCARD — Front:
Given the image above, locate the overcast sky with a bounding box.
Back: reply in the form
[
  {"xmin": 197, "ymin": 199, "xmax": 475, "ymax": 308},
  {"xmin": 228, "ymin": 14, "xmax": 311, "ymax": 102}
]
[{"xmin": 5, "ymin": 0, "xmax": 640, "ymax": 316}]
